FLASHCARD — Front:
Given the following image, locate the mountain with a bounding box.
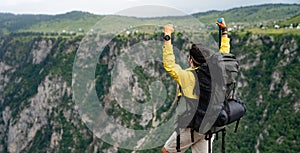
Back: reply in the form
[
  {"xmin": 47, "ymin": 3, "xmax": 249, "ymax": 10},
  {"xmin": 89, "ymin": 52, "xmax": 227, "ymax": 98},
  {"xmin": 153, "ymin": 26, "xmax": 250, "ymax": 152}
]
[{"xmin": 0, "ymin": 3, "xmax": 300, "ymax": 153}]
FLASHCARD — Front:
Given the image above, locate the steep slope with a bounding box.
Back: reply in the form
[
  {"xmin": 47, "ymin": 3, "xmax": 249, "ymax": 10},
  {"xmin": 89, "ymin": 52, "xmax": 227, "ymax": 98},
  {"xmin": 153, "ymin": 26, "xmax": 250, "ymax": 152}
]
[
  {"xmin": 0, "ymin": 32, "xmax": 180, "ymax": 152},
  {"xmin": 0, "ymin": 35, "xmax": 97, "ymax": 153},
  {"xmin": 0, "ymin": 30, "xmax": 299, "ymax": 153}
]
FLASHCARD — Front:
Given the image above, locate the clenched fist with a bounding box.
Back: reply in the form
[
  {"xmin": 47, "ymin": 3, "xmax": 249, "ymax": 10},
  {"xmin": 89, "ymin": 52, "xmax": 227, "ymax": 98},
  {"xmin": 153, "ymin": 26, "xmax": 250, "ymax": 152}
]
[{"xmin": 164, "ymin": 24, "xmax": 174, "ymax": 35}]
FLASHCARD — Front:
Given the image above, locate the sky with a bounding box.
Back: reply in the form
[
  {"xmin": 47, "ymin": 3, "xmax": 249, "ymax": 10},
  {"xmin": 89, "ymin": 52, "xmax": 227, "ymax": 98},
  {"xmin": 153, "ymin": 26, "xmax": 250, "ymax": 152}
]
[{"xmin": 0, "ymin": 0, "xmax": 299, "ymax": 16}]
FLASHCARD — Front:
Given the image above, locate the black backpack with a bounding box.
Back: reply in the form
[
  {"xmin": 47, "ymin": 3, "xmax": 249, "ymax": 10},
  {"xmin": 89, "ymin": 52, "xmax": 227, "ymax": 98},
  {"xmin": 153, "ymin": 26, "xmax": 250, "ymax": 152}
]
[{"xmin": 175, "ymin": 52, "xmax": 246, "ymax": 153}]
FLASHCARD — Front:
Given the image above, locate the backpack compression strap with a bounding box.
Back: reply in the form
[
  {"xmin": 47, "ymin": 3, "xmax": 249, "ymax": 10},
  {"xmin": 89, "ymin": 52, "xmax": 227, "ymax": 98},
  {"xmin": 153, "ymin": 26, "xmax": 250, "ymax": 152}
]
[
  {"xmin": 234, "ymin": 119, "xmax": 240, "ymax": 133},
  {"xmin": 190, "ymin": 128, "xmax": 195, "ymax": 143},
  {"xmin": 176, "ymin": 128, "xmax": 181, "ymax": 152},
  {"xmin": 175, "ymin": 86, "xmax": 182, "ymax": 152},
  {"xmin": 222, "ymin": 128, "xmax": 226, "ymax": 153}
]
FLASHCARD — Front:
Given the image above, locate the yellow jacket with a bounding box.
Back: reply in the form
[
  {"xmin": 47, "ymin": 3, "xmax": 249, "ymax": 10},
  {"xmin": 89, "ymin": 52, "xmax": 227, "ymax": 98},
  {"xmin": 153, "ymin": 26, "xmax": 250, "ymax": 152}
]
[{"xmin": 163, "ymin": 36, "xmax": 230, "ymax": 99}]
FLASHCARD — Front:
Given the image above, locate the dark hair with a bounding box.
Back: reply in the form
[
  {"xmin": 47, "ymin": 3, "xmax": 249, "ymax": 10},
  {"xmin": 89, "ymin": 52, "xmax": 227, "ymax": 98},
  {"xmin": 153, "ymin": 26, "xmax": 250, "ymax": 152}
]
[{"xmin": 189, "ymin": 44, "xmax": 210, "ymax": 66}]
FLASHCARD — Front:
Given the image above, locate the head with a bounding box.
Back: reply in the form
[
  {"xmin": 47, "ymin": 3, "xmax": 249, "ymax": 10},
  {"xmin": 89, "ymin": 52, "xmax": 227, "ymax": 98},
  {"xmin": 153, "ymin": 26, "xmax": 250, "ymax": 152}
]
[{"xmin": 189, "ymin": 44, "xmax": 209, "ymax": 67}]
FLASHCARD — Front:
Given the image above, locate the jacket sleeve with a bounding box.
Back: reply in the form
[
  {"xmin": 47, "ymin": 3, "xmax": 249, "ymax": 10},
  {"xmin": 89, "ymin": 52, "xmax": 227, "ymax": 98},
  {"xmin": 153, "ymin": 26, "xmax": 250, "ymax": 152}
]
[
  {"xmin": 163, "ymin": 45, "xmax": 183, "ymax": 86},
  {"xmin": 220, "ymin": 36, "xmax": 230, "ymax": 53}
]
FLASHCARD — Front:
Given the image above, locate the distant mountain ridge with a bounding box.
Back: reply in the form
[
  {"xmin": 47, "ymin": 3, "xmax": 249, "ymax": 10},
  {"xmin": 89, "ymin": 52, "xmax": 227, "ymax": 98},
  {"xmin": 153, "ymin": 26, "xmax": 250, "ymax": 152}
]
[
  {"xmin": 0, "ymin": 3, "xmax": 300, "ymax": 35},
  {"xmin": 0, "ymin": 11, "xmax": 101, "ymax": 35},
  {"xmin": 0, "ymin": 13, "xmax": 52, "ymax": 34}
]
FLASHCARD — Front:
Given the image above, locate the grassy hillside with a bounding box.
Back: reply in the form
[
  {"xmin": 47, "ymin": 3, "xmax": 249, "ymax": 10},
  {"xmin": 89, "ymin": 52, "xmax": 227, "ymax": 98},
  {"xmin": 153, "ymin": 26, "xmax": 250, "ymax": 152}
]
[
  {"xmin": 240, "ymin": 13, "xmax": 300, "ymax": 35},
  {"xmin": 194, "ymin": 4, "xmax": 300, "ymax": 26},
  {"xmin": 280, "ymin": 13, "xmax": 300, "ymax": 27}
]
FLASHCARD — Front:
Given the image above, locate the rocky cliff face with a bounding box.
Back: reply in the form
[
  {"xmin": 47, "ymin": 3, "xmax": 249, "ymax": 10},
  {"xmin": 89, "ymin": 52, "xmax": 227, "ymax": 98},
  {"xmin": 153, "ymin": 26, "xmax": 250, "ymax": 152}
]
[
  {"xmin": 0, "ymin": 32, "xmax": 299, "ymax": 153},
  {"xmin": 0, "ymin": 36, "xmax": 97, "ymax": 153},
  {"xmin": 229, "ymin": 33, "xmax": 300, "ymax": 153}
]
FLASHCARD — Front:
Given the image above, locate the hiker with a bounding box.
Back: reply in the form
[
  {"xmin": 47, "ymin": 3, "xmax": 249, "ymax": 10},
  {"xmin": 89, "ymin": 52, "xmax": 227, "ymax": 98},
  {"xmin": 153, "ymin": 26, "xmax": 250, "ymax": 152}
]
[{"xmin": 161, "ymin": 18, "xmax": 230, "ymax": 153}]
